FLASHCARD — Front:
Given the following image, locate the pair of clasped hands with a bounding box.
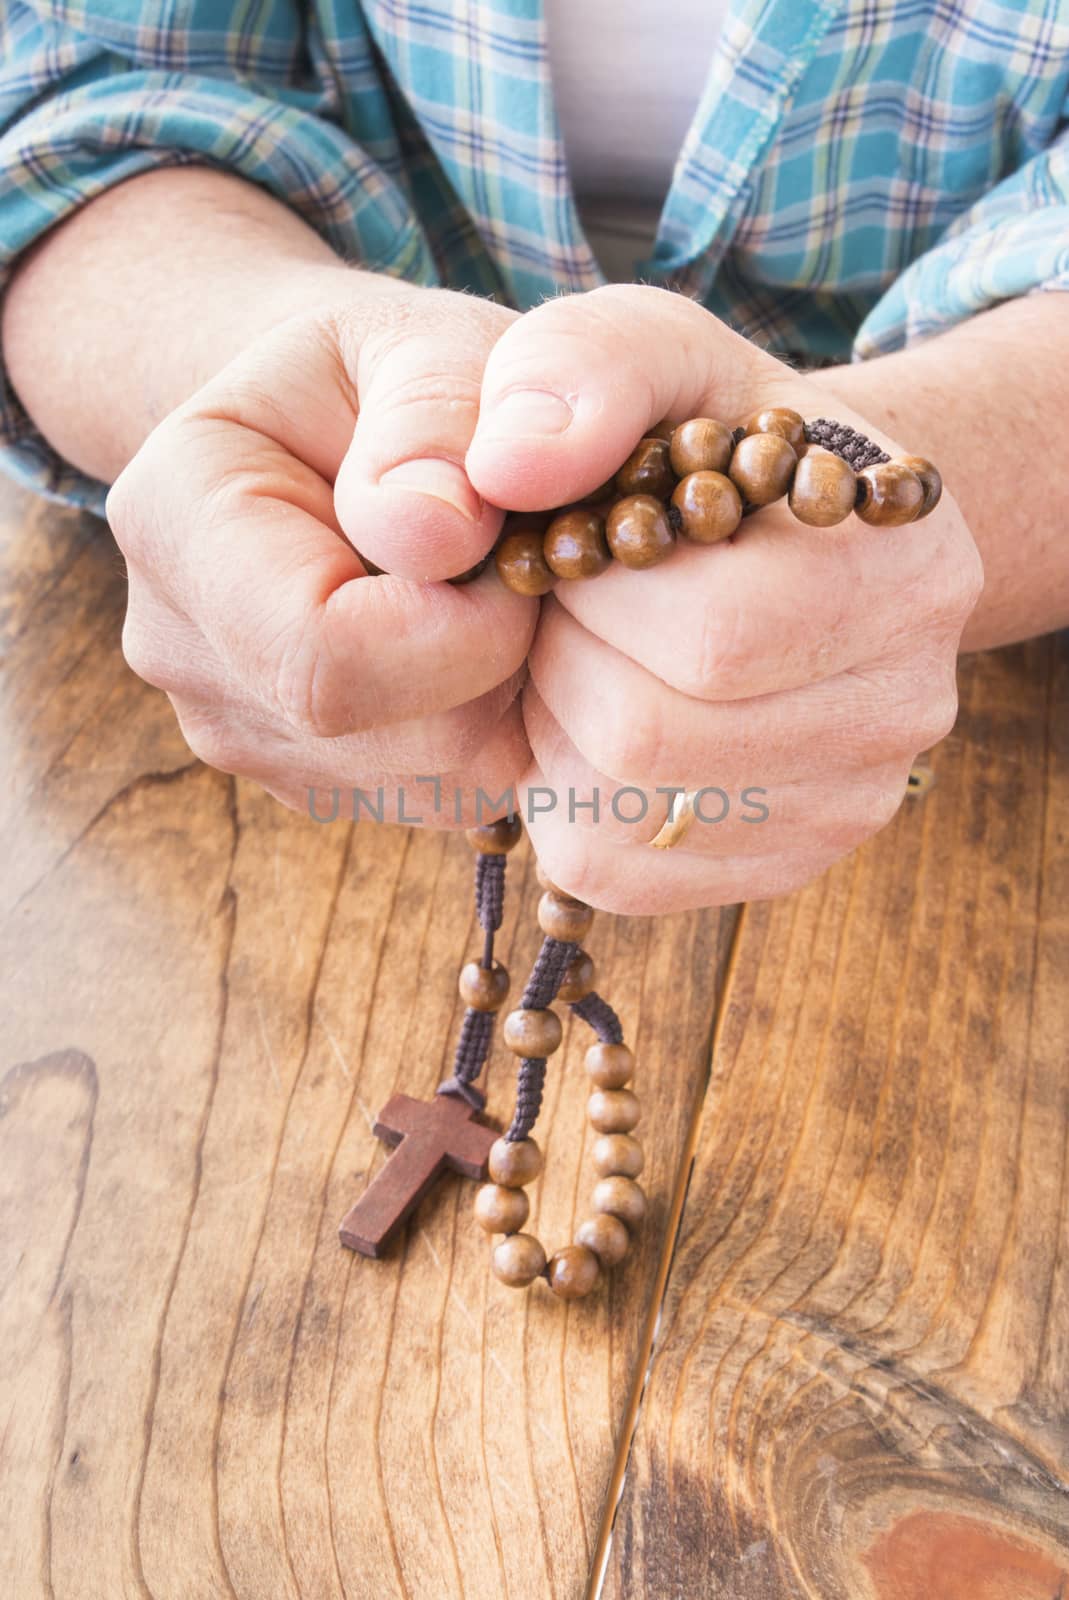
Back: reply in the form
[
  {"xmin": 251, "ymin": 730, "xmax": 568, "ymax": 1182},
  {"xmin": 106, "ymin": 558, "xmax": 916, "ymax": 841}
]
[{"xmin": 107, "ymin": 277, "xmax": 983, "ymax": 914}]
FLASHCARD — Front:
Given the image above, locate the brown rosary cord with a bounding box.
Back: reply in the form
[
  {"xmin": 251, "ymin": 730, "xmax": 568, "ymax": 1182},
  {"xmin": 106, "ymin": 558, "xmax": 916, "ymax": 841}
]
[
  {"xmin": 504, "ymin": 935, "xmax": 576, "ymax": 1140},
  {"xmin": 440, "ymin": 825, "xmax": 648, "ymax": 1301},
  {"xmin": 803, "ymin": 418, "xmax": 891, "ymax": 470},
  {"xmin": 435, "ymin": 848, "xmax": 507, "ymax": 1111}
]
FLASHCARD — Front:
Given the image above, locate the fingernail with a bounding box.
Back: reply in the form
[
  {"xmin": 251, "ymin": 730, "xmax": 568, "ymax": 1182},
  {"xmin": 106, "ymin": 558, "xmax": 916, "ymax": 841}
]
[
  {"xmin": 478, "ymin": 389, "xmax": 574, "ymax": 442},
  {"xmin": 378, "ymin": 457, "xmax": 482, "ymax": 522}
]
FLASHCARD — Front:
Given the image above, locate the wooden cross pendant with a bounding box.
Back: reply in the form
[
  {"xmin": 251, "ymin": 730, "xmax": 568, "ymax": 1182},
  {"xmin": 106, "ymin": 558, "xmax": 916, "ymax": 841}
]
[{"xmin": 338, "ymin": 1090, "xmax": 499, "ymax": 1258}]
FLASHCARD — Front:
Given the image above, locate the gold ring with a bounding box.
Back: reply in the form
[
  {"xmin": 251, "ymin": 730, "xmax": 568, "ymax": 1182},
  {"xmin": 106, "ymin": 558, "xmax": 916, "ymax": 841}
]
[{"xmin": 648, "ymin": 788, "xmax": 699, "ymax": 850}]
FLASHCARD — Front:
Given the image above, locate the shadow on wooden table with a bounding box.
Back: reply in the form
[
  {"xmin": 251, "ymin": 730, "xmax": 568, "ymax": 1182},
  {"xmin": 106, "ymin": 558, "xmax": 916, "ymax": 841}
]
[{"xmin": 2, "ymin": 487, "xmax": 1067, "ymax": 1598}]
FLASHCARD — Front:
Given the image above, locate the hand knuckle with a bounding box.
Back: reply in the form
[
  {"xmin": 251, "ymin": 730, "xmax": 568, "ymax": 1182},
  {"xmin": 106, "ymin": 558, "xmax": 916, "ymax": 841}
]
[
  {"xmin": 120, "ymin": 612, "xmax": 154, "ymax": 684},
  {"xmin": 377, "ymin": 368, "xmax": 483, "ymax": 423},
  {"xmin": 924, "ymin": 531, "xmax": 984, "ymax": 628},
  {"xmin": 272, "ymin": 631, "xmax": 346, "ymax": 740},
  {"xmin": 121, "ymin": 610, "xmax": 184, "ymax": 694},
  {"xmin": 939, "ymin": 569, "xmax": 982, "ymax": 632},
  {"xmin": 105, "ymin": 463, "xmax": 149, "ymax": 561},
  {"xmin": 687, "ymin": 594, "xmax": 749, "ymax": 700},
  {"xmin": 832, "ymin": 775, "xmax": 908, "ymax": 844},
  {"xmin": 271, "ymin": 606, "xmax": 380, "ymax": 741},
  {"xmin": 861, "ymin": 667, "xmax": 959, "ymax": 760},
  {"xmin": 530, "ymin": 824, "xmax": 648, "ymax": 914},
  {"xmin": 585, "ymin": 695, "xmax": 668, "ymax": 785},
  {"xmin": 802, "ymin": 780, "xmax": 887, "ymax": 860},
  {"xmin": 917, "ymin": 682, "xmax": 960, "ymax": 748},
  {"xmin": 353, "ymin": 288, "xmax": 511, "ymax": 387},
  {"xmin": 528, "ymin": 826, "xmax": 603, "ymax": 907},
  {"xmin": 874, "ymin": 778, "xmax": 908, "ymax": 831},
  {"xmin": 175, "ymin": 708, "xmax": 244, "ymax": 774},
  {"xmin": 848, "ymin": 778, "xmax": 907, "ymax": 837}
]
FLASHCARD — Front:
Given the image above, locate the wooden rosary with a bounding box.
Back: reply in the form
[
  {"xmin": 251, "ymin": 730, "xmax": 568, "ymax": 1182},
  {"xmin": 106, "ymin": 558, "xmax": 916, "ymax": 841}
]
[
  {"xmin": 339, "ymin": 816, "xmax": 640, "ymax": 1299},
  {"xmin": 491, "ymin": 407, "xmax": 941, "ymax": 594},
  {"xmin": 338, "ymin": 407, "xmax": 942, "ymax": 1301}
]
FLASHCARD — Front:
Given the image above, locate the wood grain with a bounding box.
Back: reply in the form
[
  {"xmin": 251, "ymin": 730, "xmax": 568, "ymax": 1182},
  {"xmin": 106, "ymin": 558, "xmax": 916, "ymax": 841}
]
[
  {"xmin": 5, "ymin": 480, "xmax": 1066, "ymax": 1600},
  {"xmin": 601, "ymin": 636, "xmax": 1069, "ymax": 1598},
  {"xmin": 0, "ymin": 486, "xmax": 733, "ymax": 1598}
]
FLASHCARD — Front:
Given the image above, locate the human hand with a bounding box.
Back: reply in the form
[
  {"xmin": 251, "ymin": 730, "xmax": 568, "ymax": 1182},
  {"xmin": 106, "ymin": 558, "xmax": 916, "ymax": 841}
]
[
  {"xmin": 106, "ymin": 275, "xmax": 536, "ymax": 822},
  {"xmin": 465, "ymin": 285, "xmax": 984, "ymax": 913}
]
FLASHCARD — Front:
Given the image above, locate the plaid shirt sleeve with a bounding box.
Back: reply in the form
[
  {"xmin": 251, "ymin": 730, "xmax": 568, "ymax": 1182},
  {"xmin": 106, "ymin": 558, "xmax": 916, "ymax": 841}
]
[
  {"xmin": 855, "ymin": 123, "xmax": 1069, "ymax": 358},
  {"xmin": 4, "ymin": 0, "xmax": 1069, "ymax": 515},
  {"xmin": 0, "ymin": 2, "xmax": 437, "ymax": 514}
]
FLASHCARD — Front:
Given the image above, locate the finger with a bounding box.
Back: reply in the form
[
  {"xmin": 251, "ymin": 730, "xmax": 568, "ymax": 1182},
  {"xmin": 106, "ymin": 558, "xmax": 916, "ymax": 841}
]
[
  {"xmin": 174, "ymin": 305, "xmax": 366, "ymax": 483},
  {"xmin": 174, "ymin": 669, "xmax": 526, "ymax": 778},
  {"xmin": 111, "ymin": 420, "xmax": 538, "ymax": 739},
  {"xmin": 551, "ymin": 502, "xmax": 972, "ymax": 699},
  {"xmin": 159, "ymin": 285, "xmax": 513, "ymax": 582},
  {"xmin": 173, "ymin": 688, "xmax": 531, "ymax": 827},
  {"xmin": 465, "ymin": 283, "xmax": 800, "ymax": 511},
  {"xmin": 527, "ymin": 594, "xmax": 960, "ymax": 773},
  {"xmin": 522, "ymin": 682, "xmax": 911, "ymax": 858},
  {"xmin": 120, "ymin": 579, "xmax": 234, "ymax": 704},
  {"xmin": 521, "ymin": 757, "xmax": 845, "ymax": 916},
  {"xmin": 333, "ymin": 293, "xmax": 517, "ymax": 581},
  {"xmin": 461, "ymin": 283, "xmax": 978, "ymax": 697}
]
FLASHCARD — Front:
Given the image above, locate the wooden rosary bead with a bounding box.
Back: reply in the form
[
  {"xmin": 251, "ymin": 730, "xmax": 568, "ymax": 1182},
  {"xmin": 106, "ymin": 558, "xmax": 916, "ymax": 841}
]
[
  {"xmin": 449, "ymin": 550, "xmax": 494, "ymax": 585},
  {"xmin": 474, "ymin": 1181, "xmax": 530, "ymax": 1234},
  {"xmin": 458, "ymin": 959, "xmax": 510, "ymax": 1012},
  {"xmin": 543, "ymin": 508, "xmax": 612, "ymax": 580},
  {"xmin": 728, "ymin": 432, "xmax": 797, "ymax": 506},
  {"xmin": 855, "ymin": 461, "xmax": 925, "ymax": 526},
  {"xmin": 537, "ymin": 889, "xmax": 594, "ymax": 943},
  {"xmin": 592, "ymin": 1132, "xmax": 645, "ymax": 1179},
  {"xmin": 670, "ymin": 470, "xmax": 743, "ymax": 544},
  {"xmin": 898, "ymin": 455, "xmax": 943, "ymax": 518},
  {"xmin": 495, "ymin": 524, "xmax": 554, "ymax": 595},
  {"xmin": 546, "ymin": 1243, "xmax": 601, "ymax": 1300},
  {"xmin": 787, "ymin": 447, "xmax": 857, "ymax": 527},
  {"xmin": 587, "ymin": 1087, "xmax": 641, "ymax": 1134},
  {"xmin": 577, "ymin": 474, "xmax": 617, "ymax": 505},
  {"xmin": 649, "ymin": 417, "xmax": 677, "ymax": 441},
  {"xmin": 488, "ymin": 1135, "xmax": 543, "ymax": 1188},
  {"xmin": 592, "ymin": 1175, "xmax": 647, "ymax": 1229},
  {"xmin": 466, "ymin": 816, "xmax": 522, "ymax": 854},
  {"xmin": 504, "ymin": 1006, "xmax": 563, "ymax": 1057},
  {"xmin": 615, "ymin": 436, "xmax": 677, "ymax": 500},
  {"xmin": 557, "ymin": 949, "xmax": 596, "ymax": 1003},
  {"xmin": 668, "ymin": 417, "xmax": 734, "ymax": 478},
  {"xmin": 574, "ymin": 1213, "xmax": 631, "ymax": 1267},
  {"xmin": 584, "ymin": 1042, "xmax": 634, "ymax": 1088},
  {"xmin": 743, "ymin": 406, "xmax": 807, "ymax": 458},
  {"xmin": 606, "ymin": 494, "xmax": 676, "ymax": 569},
  {"xmin": 492, "ymin": 1232, "xmax": 547, "ymax": 1287}
]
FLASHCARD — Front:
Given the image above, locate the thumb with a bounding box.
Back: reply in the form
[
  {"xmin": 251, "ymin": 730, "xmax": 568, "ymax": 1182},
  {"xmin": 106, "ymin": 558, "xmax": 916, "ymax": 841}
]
[
  {"xmin": 334, "ymin": 297, "xmax": 517, "ymax": 581},
  {"xmin": 465, "ymin": 284, "xmax": 796, "ymax": 512}
]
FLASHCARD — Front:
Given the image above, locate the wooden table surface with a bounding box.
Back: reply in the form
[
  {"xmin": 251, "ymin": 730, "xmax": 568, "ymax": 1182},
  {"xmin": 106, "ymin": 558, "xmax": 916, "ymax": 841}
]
[{"xmin": 3, "ymin": 486, "xmax": 1068, "ymax": 1600}]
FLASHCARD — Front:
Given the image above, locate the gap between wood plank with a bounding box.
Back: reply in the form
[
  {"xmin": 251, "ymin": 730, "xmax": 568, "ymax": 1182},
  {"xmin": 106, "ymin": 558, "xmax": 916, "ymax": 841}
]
[{"xmin": 584, "ymin": 903, "xmax": 750, "ymax": 1599}]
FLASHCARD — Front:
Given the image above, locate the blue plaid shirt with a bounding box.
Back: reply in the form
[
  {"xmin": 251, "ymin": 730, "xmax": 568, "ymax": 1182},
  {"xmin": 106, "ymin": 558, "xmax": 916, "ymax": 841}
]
[{"xmin": 2, "ymin": 0, "xmax": 1068, "ymax": 514}]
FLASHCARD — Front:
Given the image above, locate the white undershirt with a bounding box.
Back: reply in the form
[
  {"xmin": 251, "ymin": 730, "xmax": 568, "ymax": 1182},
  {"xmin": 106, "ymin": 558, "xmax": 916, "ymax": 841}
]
[{"xmin": 544, "ymin": 0, "xmax": 729, "ymax": 281}]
